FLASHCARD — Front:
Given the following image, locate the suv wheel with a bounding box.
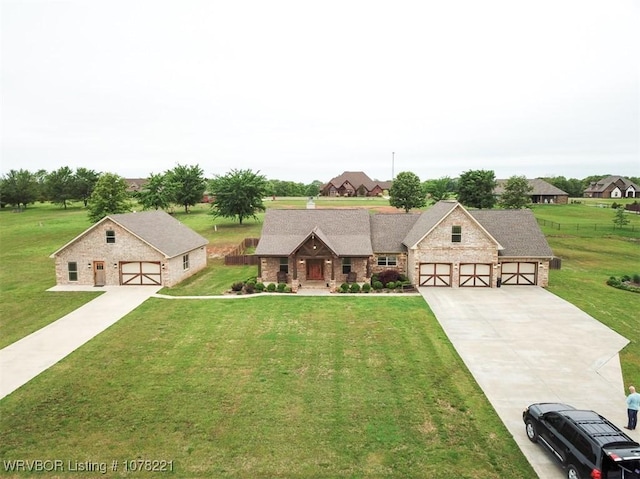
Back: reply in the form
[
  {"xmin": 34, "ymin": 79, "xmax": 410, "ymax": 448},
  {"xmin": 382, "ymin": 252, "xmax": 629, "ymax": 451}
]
[
  {"xmin": 566, "ymin": 464, "xmax": 581, "ymax": 479},
  {"xmin": 525, "ymin": 420, "xmax": 538, "ymax": 442}
]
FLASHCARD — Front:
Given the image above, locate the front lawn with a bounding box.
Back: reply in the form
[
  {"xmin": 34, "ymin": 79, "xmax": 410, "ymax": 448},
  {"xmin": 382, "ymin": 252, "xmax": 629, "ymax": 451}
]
[{"xmin": 0, "ymin": 297, "xmax": 535, "ymax": 478}]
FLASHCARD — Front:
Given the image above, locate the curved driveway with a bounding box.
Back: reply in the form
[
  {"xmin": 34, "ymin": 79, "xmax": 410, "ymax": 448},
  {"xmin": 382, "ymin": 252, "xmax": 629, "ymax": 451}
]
[{"xmin": 420, "ymin": 287, "xmax": 634, "ymax": 479}]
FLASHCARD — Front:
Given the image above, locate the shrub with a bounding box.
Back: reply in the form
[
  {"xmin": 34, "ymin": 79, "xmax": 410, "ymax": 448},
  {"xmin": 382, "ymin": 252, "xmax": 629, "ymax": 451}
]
[
  {"xmin": 370, "ymin": 274, "xmax": 379, "ymax": 285},
  {"xmin": 255, "ymin": 282, "xmax": 265, "ymax": 292},
  {"xmin": 231, "ymin": 281, "xmax": 244, "ymax": 292},
  {"xmin": 266, "ymin": 283, "xmax": 276, "ymax": 292},
  {"xmin": 244, "ymin": 283, "xmax": 255, "ymax": 294},
  {"xmin": 283, "ymin": 286, "xmax": 292, "ymax": 293},
  {"xmin": 606, "ymin": 277, "xmax": 620, "ymax": 287},
  {"xmin": 362, "ymin": 283, "xmax": 371, "ymax": 293},
  {"xmin": 349, "ymin": 283, "xmax": 361, "ymax": 293},
  {"xmin": 378, "ymin": 269, "xmax": 400, "ymax": 286},
  {"xmin": 373, "ymin": 281, "xmax": 384, "ymax": 291},
  {"xmin": 340, "ymin": 283, "xmax": 349, "ymax": 293},
  {"xmin": 277, "ymin": 283, "xmax": 287, "ymax": 293},
  {"xmin": 386, "ymin": 281, "xmax": 396, "ymax": 290},
  {"xmin": 633, "ymin": 274, "xmax": 640, "ymax": 284}
]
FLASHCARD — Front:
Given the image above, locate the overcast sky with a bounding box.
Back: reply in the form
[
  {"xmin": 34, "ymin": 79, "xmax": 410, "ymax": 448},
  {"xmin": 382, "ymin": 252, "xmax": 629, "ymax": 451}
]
[{"xmin": 1, "ymin": 0, "xmax": 638, "ymax": 183}]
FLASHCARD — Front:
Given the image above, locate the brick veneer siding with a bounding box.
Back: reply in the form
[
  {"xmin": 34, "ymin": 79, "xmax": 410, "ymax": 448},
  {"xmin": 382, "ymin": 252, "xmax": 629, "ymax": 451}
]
[
  {"xmin": 371, "ymin": 253, "xmax": 408, "ymax": 277},
  {"xmin": 408, "ymin": 208, "xmax": 499, "ymax": 287},
  {"xmin": 53, "ymin": 219, "xmax": 207, "ymax": 287}
]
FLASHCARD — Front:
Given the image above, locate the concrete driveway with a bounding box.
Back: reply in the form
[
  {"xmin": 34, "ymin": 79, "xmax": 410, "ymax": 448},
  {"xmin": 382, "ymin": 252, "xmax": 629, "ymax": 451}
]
[
  {"xmin": 0, "ymin": 285, "xmax": 160, "ymax": 400},
  {"xmin": 420, "ymin": 287, "xmax": 634, "ymax": 479}
]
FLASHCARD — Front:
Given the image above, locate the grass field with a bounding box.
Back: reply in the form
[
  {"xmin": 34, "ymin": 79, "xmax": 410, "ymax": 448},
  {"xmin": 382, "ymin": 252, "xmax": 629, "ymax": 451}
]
[{"xmin": 1, "ymin": 198, "xmax": 638, "ymax": 478}]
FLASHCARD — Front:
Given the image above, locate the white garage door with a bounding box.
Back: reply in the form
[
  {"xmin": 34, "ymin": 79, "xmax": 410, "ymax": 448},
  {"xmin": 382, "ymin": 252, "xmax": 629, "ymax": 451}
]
[
  {"xmin": 459, "ymin": 263, "xmax": 491, "ymax": 287},
  {"xmin": 501, "ymin": 262, "xmax": 537, "ymax": 285},
  {"xmin": 419, "ymin": 263, "xmax": 452, "ymax": 287},
  {"xmin": 120, "ymin": 261, "xmax": 162, "ymax": 285}
]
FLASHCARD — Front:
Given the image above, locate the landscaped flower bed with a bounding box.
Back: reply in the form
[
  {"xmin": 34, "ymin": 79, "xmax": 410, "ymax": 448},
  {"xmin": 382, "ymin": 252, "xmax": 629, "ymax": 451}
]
[{"xmin": 606, "ymin": 274, "xmax": 640, "ymax": 293}]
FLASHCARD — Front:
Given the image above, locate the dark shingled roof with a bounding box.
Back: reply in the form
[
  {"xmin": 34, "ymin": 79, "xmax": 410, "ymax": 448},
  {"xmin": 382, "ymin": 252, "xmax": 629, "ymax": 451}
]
[
  {"xmin": 584, "ymin": 175, "xmax": 640, "ymax": 194},
  {"xmin": 470, "ymin": 209, "xmax": 553, "ymax": 257},
  {"xmin": 108, "ymin": 210, "xmax": 209, "ymax": 257},
  {"xmin": 51, "ymin": 210, "xmax": 209, "ymax": 258},
  {"xmin": 371, "ymin": 213, "xmax": 421, "ymax": 252},
  {"xmin": 255, "ymin": 209, "xmax": 373, "ymax": 256},
  {"xmin": 494, "ymin": 178, "xmax": 568, "ymax": 196}
]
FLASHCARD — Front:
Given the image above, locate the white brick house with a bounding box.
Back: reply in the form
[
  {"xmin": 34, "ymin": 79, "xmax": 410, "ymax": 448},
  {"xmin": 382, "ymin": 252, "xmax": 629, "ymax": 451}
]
[
  {"xmin": 255, "ymin": 201, "xmax": 553, "ymax": 291},
  {"xmin": 51, "ymin": 210, "xmax": 208, "ymax": 287}
]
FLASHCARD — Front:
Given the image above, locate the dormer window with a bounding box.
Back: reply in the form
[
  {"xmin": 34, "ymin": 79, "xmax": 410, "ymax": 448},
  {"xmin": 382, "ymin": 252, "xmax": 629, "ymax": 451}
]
[
  {"xmin": 451, "ymin": 225, "xmax": 462, "ymax": 243},
  {"xmin": 106, "ymin": 230, "xmax": 116, "ymax": 244}
]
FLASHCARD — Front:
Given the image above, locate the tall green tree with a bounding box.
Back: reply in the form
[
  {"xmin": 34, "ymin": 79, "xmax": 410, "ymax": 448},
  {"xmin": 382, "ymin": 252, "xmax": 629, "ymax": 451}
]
[
  {"xmin": 74, "ymin": 168, "xmax": 99, "ymax": 206},
  {"xmin": 457, "ymin": 169, "xmax": 497, "ymax": 209},
  {"xmin": 498, "ymin": 175, "xmax": 533, "ymax": 209},
  {"xmin": 389, "ymin": 171, "xmax": 427, "ymax": 212},
  {"xmin": 45, "ymin": 166, "xmax": 76, "ymax": 209},
  {"xmin": 0, "ymin": 169, "xmax": 39, "ymax": 209},
  {"xmin": 138, "ymin": 172, "xmax": 173, "ymax": 210},
  {"xmin": 87, "ymin": 173, "xmax": 129, "ymax": 222},
  {"xmin": 209, "ymin": 169, "xmax": 267, "ymax": 224},
  {"xmin": 305, "ymin": 180, "xmax": 323, "ymax": 197},
  {"xmin": 423, "ymin": 176, "xmax": 452, "ymax": 202},
  {"xmin": 167, "ymin": 164, "xmax": 206, "ymax": 213}
]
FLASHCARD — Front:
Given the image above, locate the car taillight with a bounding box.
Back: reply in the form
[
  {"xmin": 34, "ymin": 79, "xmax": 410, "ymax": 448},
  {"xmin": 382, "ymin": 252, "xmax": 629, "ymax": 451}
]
[{"xmin": 590, "ymin": 469, "xmax": 601, "ymax": 479}]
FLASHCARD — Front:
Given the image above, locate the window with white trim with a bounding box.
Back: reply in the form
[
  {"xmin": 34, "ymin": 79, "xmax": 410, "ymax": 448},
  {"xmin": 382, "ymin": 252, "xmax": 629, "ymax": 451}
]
[
  {"xmin": 377, "ymin": 255, "xmax": 397, "ymax": 266},
  {"xmin": 183, "ymin": 254, "xmax": 190, "ymax": 270},
  {"xmin": 342, "ymin": 258, "xmax": 351, "ymax": 274},
  {"xmin": 106, "ymin": 230, "xmax": 116, "ymax": 243},
  {"xmin": 451, "ymin": 225, "xmax": 462, "ymax": 243},
  {"xmin": 68, "ymin": 262, "xmax": 78, "ymax": 281}
]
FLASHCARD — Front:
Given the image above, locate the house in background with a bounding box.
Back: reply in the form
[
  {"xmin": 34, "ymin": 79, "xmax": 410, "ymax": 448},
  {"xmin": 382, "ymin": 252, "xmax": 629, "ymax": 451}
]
[
  {"xmin": 583, "ymin": 176, "xmax": 639, "ymax": 198},
  {"xmin": 51, "ymin": 210, "xmax": 208, "ymax": 287},
  {"xmin": 494, "ymin": 178, "xmax": 569, "ymax": 204},
  {"xmin": 125, "ymin": 178, "xmax": 149, "ymax": 194},
  {"xmin": 320, "ymin": 171, "xmax": 392, "ymax": 197},
  {"xmin": 255, "ymin": 201, "xmax": 554, "ymax": 292}
]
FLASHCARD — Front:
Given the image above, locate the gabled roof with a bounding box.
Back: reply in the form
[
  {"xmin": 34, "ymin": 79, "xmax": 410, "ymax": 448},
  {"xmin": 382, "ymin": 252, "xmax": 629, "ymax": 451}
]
[
  {"xmin": 402, "ymin": 201, "xmax": 502, "ymax": 250},
  {"xmin": 255, "ymin": 209, "xmax": 373, "ymax": 256},
  {"xmin": 323, "ymin": 171, "xmax": 392, "ymax": 193},
  {"xmin": 470, "ymin": 209, "xmax": 553, "ymax": 257},
  {"xmin": 51, "ymin": 210, "xmax": 208, "ymax": 258},
  {"xmin": 584, "ymin": 176, "xmax": 639, "ymax": 193},
  {"xmin": 494, "ymin": 178, "xmax": 568, "ymax": 196}
]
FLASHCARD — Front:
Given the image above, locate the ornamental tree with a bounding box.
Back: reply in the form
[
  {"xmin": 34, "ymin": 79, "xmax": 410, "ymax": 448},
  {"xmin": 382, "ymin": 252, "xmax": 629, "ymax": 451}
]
[{"xmin": 87, "ymin": 173, "xmax": 129, "ymax": 222}]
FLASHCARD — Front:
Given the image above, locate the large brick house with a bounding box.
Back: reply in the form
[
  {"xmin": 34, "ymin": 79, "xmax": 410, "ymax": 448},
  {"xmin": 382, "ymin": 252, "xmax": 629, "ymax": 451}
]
[
  {"xmin": 320, "ymin": 171, "xmax": 392, "ymax": 197},
  {"xmin": 494, "ymin": 178, "xmax": 569, "ymax": 204},
  {"xmin": 51, "ymin": 210, "xmax": 208, "ymax": 287},
  {"xmin": 583, "ymin": 176, "xmax": 639, "ymax": 199},
  {"xmin": 255, "ymin": 201, "xmax": 553, "ymax": 292}
]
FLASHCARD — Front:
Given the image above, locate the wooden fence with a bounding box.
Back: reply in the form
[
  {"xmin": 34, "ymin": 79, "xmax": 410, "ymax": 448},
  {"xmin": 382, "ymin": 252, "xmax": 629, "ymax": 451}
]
[{"xmin": 224, "ymin": 238, "xmax": 260, "ymax": 266}]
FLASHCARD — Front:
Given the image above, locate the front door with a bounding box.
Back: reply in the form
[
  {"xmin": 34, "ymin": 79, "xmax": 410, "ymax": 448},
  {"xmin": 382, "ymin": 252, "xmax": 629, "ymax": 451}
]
[
  {"xmin": 307, "ymin": 259, "xmax": 323, "ymax": 280},
  {"xmin": 94, "ymin": 261, "xmax": 106, "ymax": 286}
]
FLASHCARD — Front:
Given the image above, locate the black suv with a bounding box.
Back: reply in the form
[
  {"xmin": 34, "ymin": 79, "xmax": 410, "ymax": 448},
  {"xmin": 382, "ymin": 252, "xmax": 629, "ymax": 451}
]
[{"xmin": 523, "ymin": 403, "xmax": 640, "ymax": 479}]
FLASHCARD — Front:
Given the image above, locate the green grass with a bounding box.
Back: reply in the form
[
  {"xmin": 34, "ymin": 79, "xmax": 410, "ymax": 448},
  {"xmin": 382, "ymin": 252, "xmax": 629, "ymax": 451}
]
[
  {"xmin": 1, "ymin": 198, "xmax": 639, "ymax": 477},
  {"xmin": 0, "ymin": 297, "xmax": 534, "ymax": 478}
]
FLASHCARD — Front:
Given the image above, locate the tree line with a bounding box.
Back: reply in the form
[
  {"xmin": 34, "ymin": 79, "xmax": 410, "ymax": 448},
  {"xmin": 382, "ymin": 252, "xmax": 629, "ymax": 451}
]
[{"xmin": 1, "ymin": 165, "xmax": 637, "ymax": 224}]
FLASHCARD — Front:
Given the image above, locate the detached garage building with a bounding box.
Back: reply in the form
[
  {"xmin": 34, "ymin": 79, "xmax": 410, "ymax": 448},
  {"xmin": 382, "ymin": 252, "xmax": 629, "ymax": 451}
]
[{"xmin": 51, "ymin": 210, "xmax": 208, "ymax": 287}]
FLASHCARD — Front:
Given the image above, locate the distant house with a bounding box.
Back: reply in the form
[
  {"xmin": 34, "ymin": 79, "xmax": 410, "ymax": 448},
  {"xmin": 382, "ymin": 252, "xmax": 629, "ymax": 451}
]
[
  {"xmin": 583, "ymin": 176, "xmax": 639, "ymax": 199},
  {"xmin": 320, "ymin": 171, "xmax": 392, "ymax": 197},
  {"xmin": 255, "ymin": 201, "xmax": 554, "ymax": 292},
  {"xmin": 494, "ymin": 178, "xmax": 569, "ymax": 204},
  {"xmin": 125, "ymin": 178, "xmax": 148, "ymax": 194},
  {"xmin": 51, "ymin": 211, "xmax": 208, "ymax": 287}
]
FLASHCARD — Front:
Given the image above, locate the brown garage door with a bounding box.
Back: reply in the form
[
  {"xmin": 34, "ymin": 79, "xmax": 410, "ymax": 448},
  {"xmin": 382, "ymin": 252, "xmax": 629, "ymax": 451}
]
[
  {"xmin": 120, "ymin": 261, "xmax": 162, "ymax": 285},
  {"xmin": 419, "ymin": 263, "xmax": 452, "ymax": 287},
  {"xmin": 501, "ymin": 262, "xmax": 537, "ymax": 285},
  {"xmin": 459, "ymin": 263, "xmax": 491, "ymax": 287}
]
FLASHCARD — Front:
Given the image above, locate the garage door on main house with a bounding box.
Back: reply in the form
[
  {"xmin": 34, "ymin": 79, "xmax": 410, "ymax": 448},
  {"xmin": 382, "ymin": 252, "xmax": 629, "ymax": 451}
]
[
  {"xmin": 120, "ymin": 261, "xmax": 162, "ymax": 285},
  {"xmin": 500, "ymin": 262, "xmax": 537, "ymax": 285},
  {"xmin": 459, "ymin": 263, "xmax": 492, "ymax": 287},
  {"xmin": 419, "ymin": 263, "xmax": 452, "ymax": 287}
]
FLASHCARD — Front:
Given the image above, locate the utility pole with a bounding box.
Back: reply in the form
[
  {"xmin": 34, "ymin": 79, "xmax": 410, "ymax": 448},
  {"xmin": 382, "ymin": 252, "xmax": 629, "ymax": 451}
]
[{"xmin": 392, "ymin": 152, "xmax": 395, "ymax": 180}]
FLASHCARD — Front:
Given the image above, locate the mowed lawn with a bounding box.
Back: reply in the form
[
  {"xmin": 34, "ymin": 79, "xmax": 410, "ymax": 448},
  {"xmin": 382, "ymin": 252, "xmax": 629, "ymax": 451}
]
[
  {"xmin": 1, "ymin": 199, "xmax": 639, "ymax": 478},
  {"xmin": 0, "ymin": 297, "xmax": 534, "ymax": 478}
]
